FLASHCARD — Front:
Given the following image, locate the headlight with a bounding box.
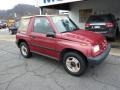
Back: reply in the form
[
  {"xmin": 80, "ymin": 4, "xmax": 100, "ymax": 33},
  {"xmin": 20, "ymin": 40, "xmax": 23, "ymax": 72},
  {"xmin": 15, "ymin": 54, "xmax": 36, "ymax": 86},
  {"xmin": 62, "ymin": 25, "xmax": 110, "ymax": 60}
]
[{"xmin": 93, "ymin": 45, "xmax": 100, "ymax": 53}]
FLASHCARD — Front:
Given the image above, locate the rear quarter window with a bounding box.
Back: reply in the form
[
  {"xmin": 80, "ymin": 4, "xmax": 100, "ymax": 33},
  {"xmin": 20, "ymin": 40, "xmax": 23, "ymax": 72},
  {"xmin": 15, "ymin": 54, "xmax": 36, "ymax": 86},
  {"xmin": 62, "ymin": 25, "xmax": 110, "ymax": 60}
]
[{"xmin": 19, "ymin": 18, "xmax": 30, "ymax": 32}]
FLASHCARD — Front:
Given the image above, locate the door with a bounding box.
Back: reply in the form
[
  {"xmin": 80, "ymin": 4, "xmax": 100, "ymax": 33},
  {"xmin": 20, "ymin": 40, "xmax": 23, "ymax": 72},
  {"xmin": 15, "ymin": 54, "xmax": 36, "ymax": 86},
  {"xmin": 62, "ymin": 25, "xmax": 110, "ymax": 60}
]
[{"xmin": 30, "ymin": 17, "xmax": 58, "ymax": 58}]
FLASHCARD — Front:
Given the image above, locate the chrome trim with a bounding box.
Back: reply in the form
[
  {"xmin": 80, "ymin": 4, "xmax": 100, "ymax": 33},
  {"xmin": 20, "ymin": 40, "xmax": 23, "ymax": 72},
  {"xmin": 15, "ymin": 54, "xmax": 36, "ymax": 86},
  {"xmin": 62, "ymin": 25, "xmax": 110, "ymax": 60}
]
[{"xmin": 90, "ymin": 23, "xmax": 106, "ymax": 25}]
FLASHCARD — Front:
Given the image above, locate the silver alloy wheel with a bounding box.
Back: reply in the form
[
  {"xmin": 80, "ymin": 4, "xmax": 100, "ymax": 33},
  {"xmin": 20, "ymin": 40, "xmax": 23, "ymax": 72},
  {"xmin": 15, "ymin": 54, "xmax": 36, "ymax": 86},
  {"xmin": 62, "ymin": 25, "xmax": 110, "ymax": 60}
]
[
  {"xmin": 66, "ymin": 57, "xmax": 81, "ymax": 73},
  {"xmin": 21, "ymin": 45, "xmax": 28, "ymax": 56}
]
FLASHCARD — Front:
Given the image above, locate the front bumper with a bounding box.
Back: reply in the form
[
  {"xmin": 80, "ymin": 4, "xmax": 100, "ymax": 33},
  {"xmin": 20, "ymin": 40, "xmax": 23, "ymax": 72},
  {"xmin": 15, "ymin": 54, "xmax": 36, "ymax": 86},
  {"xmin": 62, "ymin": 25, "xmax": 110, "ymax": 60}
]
[{"xmin": 88, "ymin": 44, "xmax": 111, "ymax": 65}]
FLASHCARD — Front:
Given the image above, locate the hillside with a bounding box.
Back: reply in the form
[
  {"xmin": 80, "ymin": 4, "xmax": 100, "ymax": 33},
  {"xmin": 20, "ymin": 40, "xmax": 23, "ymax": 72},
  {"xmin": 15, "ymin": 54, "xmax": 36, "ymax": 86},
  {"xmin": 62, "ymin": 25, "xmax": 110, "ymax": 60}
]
[{"xmin": 0, "ymin": 4, "xmax": 40, "ymax": 20}]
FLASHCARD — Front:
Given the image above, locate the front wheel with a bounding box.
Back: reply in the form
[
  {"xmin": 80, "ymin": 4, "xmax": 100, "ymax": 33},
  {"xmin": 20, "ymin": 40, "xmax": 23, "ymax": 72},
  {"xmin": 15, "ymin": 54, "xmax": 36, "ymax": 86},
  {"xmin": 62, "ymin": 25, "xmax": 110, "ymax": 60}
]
[
  {"xmin": 63, "ymin": 52, "xmax": 87, "ymax": 76},
  {"xmin": 19, "ymin": 42, "xmax": 32, "ymax": 58}
]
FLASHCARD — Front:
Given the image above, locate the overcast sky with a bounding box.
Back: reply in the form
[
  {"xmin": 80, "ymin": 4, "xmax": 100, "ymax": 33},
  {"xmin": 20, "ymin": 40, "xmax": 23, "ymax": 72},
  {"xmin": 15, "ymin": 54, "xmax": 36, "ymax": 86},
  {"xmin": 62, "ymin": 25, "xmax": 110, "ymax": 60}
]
[{"xmin": 0, "ymin": 0, "xmax": 36, "ymax": 10}]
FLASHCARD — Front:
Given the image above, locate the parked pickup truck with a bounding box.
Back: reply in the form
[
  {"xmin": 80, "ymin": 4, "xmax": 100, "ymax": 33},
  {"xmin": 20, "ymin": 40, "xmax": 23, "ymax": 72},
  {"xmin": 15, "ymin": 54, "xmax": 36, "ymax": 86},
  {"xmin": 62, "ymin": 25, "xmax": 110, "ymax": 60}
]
[{"xmin": 16, "ymin": 15, "xmax": 111, "ymax": 76}]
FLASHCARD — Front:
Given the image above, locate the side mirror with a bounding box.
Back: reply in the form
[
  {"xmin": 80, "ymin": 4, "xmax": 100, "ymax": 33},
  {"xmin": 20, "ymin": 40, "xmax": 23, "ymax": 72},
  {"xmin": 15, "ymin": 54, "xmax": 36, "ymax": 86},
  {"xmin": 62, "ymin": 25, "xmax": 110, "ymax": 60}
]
[{"xmin": 46, "ymin": 32, "xmax": 56, "ymax": 38}]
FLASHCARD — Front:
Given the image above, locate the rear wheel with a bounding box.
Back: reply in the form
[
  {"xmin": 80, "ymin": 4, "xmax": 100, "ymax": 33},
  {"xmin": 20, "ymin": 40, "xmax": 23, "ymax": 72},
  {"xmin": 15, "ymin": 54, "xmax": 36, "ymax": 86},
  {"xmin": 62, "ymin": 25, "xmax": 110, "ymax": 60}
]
[
  {"xmin": 9, "ymin": 30, "xmax": 13, "ymax": 35},
  {"xmin": 19, "ymin": 42, "xmax": 32, "ymax": 58},
  {"xmin": 63, "ymin": 52, "xmax": 87, "ymax": 76},
  {"xmin": 110, "ymin": 31, "xmax": 117, "ymax": 42},
  {"xmin": 11, "ymin": 31, "xmax": 14, "ymax": 35},
  {"xmin": 111, "ymin": 36, "xmax": 116, "ymax": 42}
]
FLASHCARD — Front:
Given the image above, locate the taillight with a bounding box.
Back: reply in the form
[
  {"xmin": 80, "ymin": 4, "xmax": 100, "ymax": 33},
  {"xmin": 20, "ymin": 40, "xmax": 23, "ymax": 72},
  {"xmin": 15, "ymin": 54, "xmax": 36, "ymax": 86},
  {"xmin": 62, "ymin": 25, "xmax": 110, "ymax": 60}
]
[
  {"xmin": 85, "ymin": 23, "xmax": 91, "ymax": 27},
  {"xmin": 106, "ymin": 22, "xmax": 114, "ymax": 28}
]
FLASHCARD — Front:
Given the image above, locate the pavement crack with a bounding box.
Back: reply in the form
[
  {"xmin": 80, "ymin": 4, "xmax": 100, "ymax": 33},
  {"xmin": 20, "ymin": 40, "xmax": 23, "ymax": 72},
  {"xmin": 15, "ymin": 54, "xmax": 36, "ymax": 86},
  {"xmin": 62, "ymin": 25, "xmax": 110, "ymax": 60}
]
[
  {"xmin": 0, "ymin": 63, "xmax": 25, "ymax": 72},
  {"xmin": 0, "ymin": 48, "xmax": 19, "ymax": 55},
  {"xmin": 24, "ymin": 61, "xmax": 29, "ymax": 72},
  {"xmin": 105, "ymin": 62, "xmax": 120, "ymax": 66},
  {"xmin": 50, "ymin": 75, "xmax": 66, "ymax": 90},
  {"xmin": 90, "ymin": 67, "xmax": 120, "ymax": 89},
  {"xmin": 47, "ymin": 67, "xmax": 58, "ymax": 76},
  {"xmin": 0, "ymin": 82, "xmax": 8, "ymax": 86},
  {"xmin": 23, "ymin": 61, "xmax": 47, "ymax": 78},
  {"xmin": 32, "ymin": 71, "xmax": 46, "ymax": 78},
  {"xmin": 91, "ymin": 74, "xmax": 120, "ymax": 89},
  {"xmin": 0, "ymin": 73, "xmax": 13, "ymax": 76},
  {"xmin": 0, "ymin": 61, "xmax": 29, "ymax": 89},
  {"xmin": 5, "ymin": 73, "xmax": 26, "ymax": 90}
]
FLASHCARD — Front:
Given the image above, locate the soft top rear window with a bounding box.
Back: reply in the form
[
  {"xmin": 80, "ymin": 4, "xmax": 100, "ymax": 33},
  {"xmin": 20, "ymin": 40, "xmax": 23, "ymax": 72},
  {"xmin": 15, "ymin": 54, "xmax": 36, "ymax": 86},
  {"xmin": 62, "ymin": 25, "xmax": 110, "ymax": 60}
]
[{"xmin": 19, "ymin": 18, "xmax": 30, "ymax": 32}]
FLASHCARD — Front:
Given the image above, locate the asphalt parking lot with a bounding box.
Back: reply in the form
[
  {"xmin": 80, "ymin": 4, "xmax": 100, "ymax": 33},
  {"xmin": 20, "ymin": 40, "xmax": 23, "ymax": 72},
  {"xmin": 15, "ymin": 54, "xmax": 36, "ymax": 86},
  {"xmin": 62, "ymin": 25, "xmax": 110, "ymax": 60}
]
[{"xmin": 0, "ymin": 29, "xmax": 120, "ymax": 90}]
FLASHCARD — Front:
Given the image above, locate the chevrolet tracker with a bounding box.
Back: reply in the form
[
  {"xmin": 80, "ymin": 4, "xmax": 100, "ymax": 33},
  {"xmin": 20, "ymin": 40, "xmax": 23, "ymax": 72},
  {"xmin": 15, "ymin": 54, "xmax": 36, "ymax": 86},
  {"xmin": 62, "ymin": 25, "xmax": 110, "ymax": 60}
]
[{"xmin": 16, "ymin": 15, "xmax": 111, "ymax": 76}]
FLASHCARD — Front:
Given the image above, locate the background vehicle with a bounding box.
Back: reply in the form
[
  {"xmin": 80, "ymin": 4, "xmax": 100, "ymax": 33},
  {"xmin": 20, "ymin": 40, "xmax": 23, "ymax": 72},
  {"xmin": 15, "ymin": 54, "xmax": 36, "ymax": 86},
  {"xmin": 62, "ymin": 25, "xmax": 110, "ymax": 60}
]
[
  {"xmin": 9, "ymin": 21, "xmax": 20, "ymax": 34},
  {"xmin": 16, "ymin": 15, "xmax": 110, "ymax": 76},
  {"xmin": 7, "ymin": 19, "xmax": 15, "ymax": 28},
  {"xmin": 0, "ymin": 20, "xmax": 7, "ymax": 29},
  {"xmin": 85, "ymin": 14, "xmax": 119, "ymax": 41}
]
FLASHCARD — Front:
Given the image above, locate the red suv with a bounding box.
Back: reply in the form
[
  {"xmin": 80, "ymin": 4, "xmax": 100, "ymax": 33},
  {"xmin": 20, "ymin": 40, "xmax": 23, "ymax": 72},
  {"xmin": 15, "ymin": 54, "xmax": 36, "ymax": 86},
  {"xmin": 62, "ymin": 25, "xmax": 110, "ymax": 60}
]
[{"xmin": 16, "ymin": 15, "xmax": 111, "ymax": 76}]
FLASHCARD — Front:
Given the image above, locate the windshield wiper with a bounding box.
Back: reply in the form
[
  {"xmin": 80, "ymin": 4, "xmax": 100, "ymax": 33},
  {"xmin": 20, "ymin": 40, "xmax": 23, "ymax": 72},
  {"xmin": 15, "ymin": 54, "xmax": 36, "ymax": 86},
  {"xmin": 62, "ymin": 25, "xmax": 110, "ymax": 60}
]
[
  {"xmin": 73, "ymin": 28, "xmax": 79, "ymax": 31},
  {"xmin": 61, "ymin": 30, "xmax": 72, "ymax": 33}
]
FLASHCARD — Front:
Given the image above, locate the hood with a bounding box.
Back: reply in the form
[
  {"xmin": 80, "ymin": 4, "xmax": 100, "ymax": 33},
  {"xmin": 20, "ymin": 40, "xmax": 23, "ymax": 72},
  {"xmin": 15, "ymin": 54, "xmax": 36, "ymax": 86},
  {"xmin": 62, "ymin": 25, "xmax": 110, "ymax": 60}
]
[{"xmin": 61, "ymin": 30, "xmax": 105, "ymax": 44}]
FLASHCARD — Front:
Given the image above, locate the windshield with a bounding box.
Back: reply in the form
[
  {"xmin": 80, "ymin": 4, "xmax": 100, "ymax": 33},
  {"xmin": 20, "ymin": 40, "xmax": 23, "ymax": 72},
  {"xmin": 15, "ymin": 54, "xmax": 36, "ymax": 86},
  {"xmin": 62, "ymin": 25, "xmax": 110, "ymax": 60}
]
[{"xmin": 52, "ymin": 16, "xmax": 79, "ymax": 33}]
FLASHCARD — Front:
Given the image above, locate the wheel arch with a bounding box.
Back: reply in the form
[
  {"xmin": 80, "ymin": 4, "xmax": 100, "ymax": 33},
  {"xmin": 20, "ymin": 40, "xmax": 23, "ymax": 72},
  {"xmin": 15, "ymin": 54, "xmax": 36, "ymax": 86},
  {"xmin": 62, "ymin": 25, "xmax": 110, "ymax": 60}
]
[
  {"xmin": 17, "ymin": 39, "xmax": 28, "ymax": 48},
  {"xmin": 60, "ymin": 48, "xmax": 88, "ymax": 64}
]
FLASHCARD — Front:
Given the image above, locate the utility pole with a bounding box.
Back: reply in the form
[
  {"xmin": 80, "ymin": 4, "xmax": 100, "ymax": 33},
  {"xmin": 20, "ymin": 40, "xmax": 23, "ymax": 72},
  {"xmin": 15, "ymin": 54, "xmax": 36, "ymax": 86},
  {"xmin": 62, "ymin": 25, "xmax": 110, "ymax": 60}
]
[
  {"xmin": 35, "ymin": 0, "xmax": 43, "ymax": 15},
  {"xmin": 39, "ymin": 7, "xmax": 43, "ymax": 15}
]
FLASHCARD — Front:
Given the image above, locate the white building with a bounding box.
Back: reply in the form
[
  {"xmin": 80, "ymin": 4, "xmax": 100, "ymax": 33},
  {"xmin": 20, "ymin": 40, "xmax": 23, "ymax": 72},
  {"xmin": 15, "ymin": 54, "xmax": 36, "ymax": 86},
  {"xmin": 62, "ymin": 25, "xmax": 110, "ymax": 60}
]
[{"xmin": 38, "ymin": 0, "xmax": 120, "ymax": 29}]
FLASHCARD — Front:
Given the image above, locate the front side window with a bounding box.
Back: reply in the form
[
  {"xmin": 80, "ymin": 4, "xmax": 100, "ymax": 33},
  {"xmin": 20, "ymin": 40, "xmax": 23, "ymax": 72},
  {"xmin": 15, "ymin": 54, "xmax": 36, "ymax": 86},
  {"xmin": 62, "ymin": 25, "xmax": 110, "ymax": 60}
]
[
  {"xmin": 19, "ymin": 18, "xmax": 30, "ymax": 32},
  {"xmin": 34, "ymin": 17, "xmax": 54, "ymax": 34}
]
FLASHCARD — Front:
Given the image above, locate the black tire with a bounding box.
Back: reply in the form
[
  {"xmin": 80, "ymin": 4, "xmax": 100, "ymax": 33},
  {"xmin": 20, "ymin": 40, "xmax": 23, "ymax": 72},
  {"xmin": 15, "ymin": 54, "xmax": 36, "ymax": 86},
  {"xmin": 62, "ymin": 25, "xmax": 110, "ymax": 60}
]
[
  {"xmin": 63, "ymin": 52, "xmax": 87, "ymax": 76},
  {"xmin": 116, "ymin": 27, "xmax": 119, "ymax": 36},
  {"xmin": 111, "ymin": 36, "xmax": 116, "ymax": 42},
  {"xmin": 19, "ymin": 42, "xmax": 32, "ymax": 58},
  {"xmin": 9, "ymin": 30, "xmax": 13, "ymax": 35},
  {"xmin": 11, "ymin": 31, "xmax": 14, "ymax": 35},
  {"xmin": 111, "ymin": 38, "xmax": 115, "ymax": 42}
]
